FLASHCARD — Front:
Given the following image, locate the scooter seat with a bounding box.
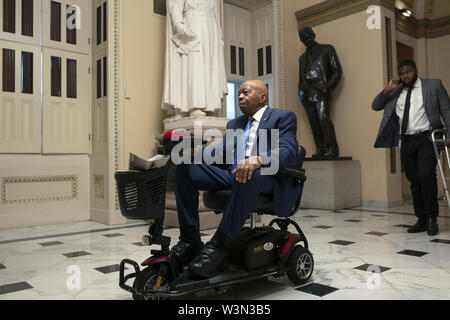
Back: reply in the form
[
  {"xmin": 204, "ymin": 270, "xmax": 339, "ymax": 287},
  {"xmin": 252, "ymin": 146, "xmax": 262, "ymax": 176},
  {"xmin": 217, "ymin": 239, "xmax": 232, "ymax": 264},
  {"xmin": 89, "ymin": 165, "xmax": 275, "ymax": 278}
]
[
  {"xmin": 203, "ymin": 146, "xmax": 307, "ymax": 217},
  {"xmin": 203, "ymin": 190, "xmax": 275, "ymax": 215}
]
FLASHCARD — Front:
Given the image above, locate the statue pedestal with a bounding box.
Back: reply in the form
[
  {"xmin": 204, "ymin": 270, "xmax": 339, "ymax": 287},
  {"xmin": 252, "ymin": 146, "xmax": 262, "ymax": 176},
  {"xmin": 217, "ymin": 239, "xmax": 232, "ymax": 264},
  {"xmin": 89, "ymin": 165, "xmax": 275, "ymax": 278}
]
[
  {"xmin": 301, "ymin": 158, "xmax": 361, "ymax": 210},
  {"xmin": 162, "ymin": 116, "xmax": 229, "ymax": 230}
]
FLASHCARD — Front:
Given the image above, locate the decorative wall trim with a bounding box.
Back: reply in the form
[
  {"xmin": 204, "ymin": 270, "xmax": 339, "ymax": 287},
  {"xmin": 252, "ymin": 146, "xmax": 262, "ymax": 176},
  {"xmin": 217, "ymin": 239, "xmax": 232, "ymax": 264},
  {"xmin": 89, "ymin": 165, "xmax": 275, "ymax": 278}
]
[
  {"xmin": 93, "ymin": 175, "xmax": 105, "ymax": 199},
  {"xmin": 1, "ymin": 176, "xmax": 78, "ymax": 204},
  {"xmin": 295, "ymin": 0, "xmax": 395, "ymax": 29},
  {"xmin": 112, "ymin": 0, "xmax": 123, "ymax": 210},
  {"xmin": 274, "ymin": 0, "xmax": 286, "ymax": 108},
  {"xmin": 425, "ymin": 0, "xmax": 433, "ymax": 20},
  {"xmin": 295, "ymin": 0, "xmax": 450, "ymax": 39}
]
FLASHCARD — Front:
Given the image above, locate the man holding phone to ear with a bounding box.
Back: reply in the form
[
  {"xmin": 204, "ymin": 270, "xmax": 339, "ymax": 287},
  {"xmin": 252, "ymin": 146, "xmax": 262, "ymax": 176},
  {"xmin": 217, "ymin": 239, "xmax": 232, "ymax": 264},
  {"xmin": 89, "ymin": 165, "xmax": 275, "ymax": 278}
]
[{"xmin": 372, "ymin": 60, "xmax": 450, "ymax": 236}]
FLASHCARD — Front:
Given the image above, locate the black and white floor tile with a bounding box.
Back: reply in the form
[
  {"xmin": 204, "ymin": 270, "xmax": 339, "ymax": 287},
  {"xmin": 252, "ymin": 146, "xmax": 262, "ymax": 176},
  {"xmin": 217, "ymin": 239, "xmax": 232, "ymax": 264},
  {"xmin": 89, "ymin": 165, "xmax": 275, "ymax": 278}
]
[{"xmin": 0, "ymin": 205, "xmax": 449, "ymax": 300}]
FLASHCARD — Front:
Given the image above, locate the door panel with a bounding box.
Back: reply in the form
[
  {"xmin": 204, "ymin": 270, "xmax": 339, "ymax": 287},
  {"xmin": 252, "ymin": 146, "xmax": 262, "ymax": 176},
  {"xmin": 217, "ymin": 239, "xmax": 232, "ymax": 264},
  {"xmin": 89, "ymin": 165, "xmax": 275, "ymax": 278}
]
[
  {"xmin": 43, "ymin": 0, "xmax": 90, "ymax": 54},
  {"xmin": 0, "ymin": 40, "xmax": 41, "ymax": 153},
  {"xmin": 91, "ymin": 0, "xmax": 107, "ymax": 156},
  {"xmin": 42, "ymin": 48, "xmax": 89, "ymax": 154},
  {"xmin": 92, "ymin": 52, "xmax": 107, "ymax": 155},
  {"xmin": 396, "ymin": 42, "xmax": 414, "ymax": 64},
  {"xmin": 0, "ymin": 0, "xmax": 41, "ymax": 45}
]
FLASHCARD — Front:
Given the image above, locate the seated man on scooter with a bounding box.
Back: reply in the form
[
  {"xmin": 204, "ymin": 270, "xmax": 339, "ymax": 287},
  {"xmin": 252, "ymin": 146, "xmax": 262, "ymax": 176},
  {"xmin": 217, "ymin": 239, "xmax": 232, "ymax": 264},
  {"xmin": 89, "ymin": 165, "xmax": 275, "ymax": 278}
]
[{"xmin": 171, "ymin": 80, "xmax": 301, "ymax": 278}]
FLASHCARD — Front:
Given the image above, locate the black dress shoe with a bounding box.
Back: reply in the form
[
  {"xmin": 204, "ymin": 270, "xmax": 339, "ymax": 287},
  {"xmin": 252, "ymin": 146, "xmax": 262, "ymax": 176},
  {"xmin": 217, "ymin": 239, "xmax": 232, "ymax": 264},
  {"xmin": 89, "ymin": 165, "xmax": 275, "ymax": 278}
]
[
  {"xmin": 407, "ymin": 218, "xmax": 427, "ymax": 233},
  {"xmin": 168, "ymin": 240, "xmax": 203, "ymax": 267},
  {"xmin": 188, "ymin": 241, "xmax": 229, "ymax": 279},
  {"xmin": 427, "ymin": 217, "xmax": 439, "ymax": 236}
]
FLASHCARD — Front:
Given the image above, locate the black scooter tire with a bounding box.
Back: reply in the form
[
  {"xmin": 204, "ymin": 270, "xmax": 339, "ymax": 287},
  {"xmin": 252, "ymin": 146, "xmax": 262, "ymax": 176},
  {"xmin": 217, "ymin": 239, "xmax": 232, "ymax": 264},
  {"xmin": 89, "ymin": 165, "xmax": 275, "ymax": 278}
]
[
  {"xmin": 286, "ymin": 246, "xmax": 314, "ymax": 285},
  {"xmin": 133, "ymin": 266, "xmax": 170, "ymax": 300}
]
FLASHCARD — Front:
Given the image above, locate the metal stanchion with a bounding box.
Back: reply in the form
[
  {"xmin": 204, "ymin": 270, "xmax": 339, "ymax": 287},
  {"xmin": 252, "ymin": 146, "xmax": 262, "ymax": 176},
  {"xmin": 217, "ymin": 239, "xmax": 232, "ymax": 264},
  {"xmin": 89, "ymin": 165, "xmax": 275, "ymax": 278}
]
[{"xmin": 431, "ymin": 129, "xmax": 450, "ymax": 208}]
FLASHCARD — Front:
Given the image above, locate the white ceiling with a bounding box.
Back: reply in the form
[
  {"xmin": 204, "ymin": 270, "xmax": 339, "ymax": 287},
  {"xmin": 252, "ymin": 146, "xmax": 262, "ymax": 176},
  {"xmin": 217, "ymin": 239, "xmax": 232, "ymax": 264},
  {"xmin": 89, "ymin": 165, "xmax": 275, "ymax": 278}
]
[{"xmin": 224, "ymin": 0, "xmax": 272, "ymax": 11}]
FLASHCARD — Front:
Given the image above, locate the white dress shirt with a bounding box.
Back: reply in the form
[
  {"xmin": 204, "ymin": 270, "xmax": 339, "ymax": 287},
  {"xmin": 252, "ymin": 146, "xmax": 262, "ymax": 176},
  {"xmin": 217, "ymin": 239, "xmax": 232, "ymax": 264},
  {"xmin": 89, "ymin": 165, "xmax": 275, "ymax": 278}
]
[
  {"xmin": 246, "ymin": 105, "xmax": 269, "ymax": 157},
  {"xmin": 395, "ymin": 77, "xmax": 431, "ymax": 135}
]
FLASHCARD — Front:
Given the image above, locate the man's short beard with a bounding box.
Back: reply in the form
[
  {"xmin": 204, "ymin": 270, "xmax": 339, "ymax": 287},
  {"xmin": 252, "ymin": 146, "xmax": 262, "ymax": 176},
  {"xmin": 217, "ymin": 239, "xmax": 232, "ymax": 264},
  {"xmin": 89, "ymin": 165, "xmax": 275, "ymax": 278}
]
[{"xmin": 404, "ymin": 74, "xmax": 418, "ymax": 88}]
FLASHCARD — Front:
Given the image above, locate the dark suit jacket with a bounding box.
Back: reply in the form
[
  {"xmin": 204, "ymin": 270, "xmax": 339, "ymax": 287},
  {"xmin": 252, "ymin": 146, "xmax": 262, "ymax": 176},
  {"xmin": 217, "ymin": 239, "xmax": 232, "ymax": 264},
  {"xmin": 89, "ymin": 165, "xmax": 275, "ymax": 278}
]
[
  {"xmin": 372, "ymin": 78, "xmax": 450, "ymax": 148},
  {"xmin": 215, "ymin": 107, "xmax": 301, "ymax": 217}
]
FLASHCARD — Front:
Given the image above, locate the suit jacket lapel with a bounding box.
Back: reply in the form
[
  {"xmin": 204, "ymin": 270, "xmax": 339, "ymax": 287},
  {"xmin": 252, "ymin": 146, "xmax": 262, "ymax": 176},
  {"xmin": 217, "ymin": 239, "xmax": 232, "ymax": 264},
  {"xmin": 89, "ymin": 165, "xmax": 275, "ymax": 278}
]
[
  {"xmin": 257, "ymin": 107, "xmax": 272, "ymax": 131},
  {"xmin": 421, "ymin": 78, "xmax": 429, "ymax": 112},
  {"xmin": 255, "ymin": 107, "xmax": 273, "ymax": 154}
]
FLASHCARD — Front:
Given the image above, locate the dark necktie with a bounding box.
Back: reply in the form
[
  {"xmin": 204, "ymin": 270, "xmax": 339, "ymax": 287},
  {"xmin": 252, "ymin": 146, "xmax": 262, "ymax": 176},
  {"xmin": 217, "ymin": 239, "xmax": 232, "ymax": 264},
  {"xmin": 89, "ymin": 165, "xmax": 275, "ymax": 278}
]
[{"xmin": 401, "ymin": 86, "xmax": 413, "ymax": 135}]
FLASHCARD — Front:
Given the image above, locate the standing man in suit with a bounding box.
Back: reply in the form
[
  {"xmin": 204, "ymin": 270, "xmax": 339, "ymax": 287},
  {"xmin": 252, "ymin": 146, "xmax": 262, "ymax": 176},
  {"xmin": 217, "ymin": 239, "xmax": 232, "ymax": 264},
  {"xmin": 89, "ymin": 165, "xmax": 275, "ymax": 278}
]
[
  {"xmin": 298, "ymin": 26, "xmax": 342, "ymax": 158},
  {"xmin": 170, "ymin": 80, "xmax": 301, "ymax": 278},
  {"xmin": 372, "ymin": 60, "xmax": 450, "ymax": 236}
]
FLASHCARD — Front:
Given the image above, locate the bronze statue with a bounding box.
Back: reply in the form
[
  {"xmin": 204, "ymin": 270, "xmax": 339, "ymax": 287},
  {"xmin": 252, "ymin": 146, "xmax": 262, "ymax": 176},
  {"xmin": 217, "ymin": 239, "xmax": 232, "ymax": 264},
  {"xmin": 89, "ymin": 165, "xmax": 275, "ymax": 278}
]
[{"xmin": 298, "ymin": 27, "xmax": 342, "ymax": 158}]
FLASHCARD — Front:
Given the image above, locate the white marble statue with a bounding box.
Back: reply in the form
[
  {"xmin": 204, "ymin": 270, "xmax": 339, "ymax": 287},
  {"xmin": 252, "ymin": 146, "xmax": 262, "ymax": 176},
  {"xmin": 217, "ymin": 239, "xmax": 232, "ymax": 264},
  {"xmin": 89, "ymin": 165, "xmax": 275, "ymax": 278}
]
[{"xmin": 162, "ymin": 0, "xmax": 228, "ymax": 118}]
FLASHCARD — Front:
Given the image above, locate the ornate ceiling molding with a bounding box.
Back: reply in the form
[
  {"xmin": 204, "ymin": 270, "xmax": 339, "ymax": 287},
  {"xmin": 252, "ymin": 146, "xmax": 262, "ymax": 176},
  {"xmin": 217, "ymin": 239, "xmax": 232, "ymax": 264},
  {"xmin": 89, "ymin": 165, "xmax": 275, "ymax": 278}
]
[
  {"xmin": 396, "ymin": 10, "xmax": 450, "ymax": 38},
  {"xmin": 295, "ymin": 0, "xmax": 450, "ymax": 39},
  {"xmin": 295, "ymin": 0, "xmax": 395, "ymax": 29}
]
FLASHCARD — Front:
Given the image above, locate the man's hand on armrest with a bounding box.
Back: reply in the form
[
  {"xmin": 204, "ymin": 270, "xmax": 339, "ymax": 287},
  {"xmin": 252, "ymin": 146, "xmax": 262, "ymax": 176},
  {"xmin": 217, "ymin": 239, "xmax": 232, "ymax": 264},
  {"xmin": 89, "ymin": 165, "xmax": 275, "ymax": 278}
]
[{"xmin": 232, "ymin": 156, "xmax": 262, "ymax": 184}]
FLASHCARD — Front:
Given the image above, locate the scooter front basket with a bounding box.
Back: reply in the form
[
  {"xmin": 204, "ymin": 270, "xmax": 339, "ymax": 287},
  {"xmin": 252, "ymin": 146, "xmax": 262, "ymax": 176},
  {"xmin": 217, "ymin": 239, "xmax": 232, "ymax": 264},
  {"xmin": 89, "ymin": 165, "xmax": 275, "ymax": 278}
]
[{"xmin": 114, "ymin": 166, "xmax": 168, "ymax": 220}]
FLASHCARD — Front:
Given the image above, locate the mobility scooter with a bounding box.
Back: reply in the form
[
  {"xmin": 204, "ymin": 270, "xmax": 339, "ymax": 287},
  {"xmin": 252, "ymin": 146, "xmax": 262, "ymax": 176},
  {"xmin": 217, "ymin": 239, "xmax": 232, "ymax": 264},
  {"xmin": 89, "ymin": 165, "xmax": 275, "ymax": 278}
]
[{"xmin": 115, "ymin": 135, "xmax": 313, "ymax": 300}]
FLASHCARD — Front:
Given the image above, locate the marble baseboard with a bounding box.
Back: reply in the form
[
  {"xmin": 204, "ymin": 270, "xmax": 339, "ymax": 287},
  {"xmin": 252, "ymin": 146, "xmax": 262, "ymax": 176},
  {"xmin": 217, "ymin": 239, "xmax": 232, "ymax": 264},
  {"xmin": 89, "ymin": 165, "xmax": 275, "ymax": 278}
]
[{"xmin": 360, "ymin": 199, "xmax": 406, "ymax": 209}]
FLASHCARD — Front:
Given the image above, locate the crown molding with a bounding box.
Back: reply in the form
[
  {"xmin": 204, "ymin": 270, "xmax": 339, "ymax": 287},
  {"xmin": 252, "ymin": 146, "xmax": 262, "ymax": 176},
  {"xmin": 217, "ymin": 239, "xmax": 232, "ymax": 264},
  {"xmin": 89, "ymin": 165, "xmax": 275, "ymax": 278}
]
[
  {"xmin": 295, "ymin": 0, "xmax": 450, "ymax": 39},
  {"xmin": 295, "ymin": 0, "xmax": 395, "ymax": 29},
  {"xmin": 396, "ymin": 11, "xmax": 450, "ymax": 38}
]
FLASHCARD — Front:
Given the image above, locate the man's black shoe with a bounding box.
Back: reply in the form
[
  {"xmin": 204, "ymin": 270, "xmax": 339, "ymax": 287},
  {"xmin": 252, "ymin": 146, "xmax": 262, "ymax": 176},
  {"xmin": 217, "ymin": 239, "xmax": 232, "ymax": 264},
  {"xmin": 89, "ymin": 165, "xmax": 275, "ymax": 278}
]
[
  {"xmin": 168, "ymin": 240, "xmax": 203, "ymax": 267},
  {"xmin": 188, "ymin": 240, "xmax": 229, "ymax": 279},
  {"xmin": 427, "ymin": 217, "xmax": 439, "ymax": 236},
  {"xmin": 407, "ymin": 218, "xmax": 427, "ymax": 233}
]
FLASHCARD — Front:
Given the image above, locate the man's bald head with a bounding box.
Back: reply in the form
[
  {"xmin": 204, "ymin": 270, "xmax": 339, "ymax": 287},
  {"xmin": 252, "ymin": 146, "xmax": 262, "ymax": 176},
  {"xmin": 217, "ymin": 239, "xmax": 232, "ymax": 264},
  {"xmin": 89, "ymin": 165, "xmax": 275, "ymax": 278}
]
[
  {"xmin": 241, "ymin": 80, "xmax": 268, "ymax": 103},
  {"xmin": 238, "ymin": 80, "xmax": 269, "ymax": 116}
]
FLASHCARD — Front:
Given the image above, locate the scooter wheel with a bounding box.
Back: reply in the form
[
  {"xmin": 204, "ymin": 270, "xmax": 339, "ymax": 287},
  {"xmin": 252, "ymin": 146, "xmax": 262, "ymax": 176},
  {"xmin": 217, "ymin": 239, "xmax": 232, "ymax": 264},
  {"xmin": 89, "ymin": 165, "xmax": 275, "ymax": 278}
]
[
  {"xmin": 133, "ymin": 266, "xmax": 170, "ymax": 300},
  {"xmin": 287, "ymin": 246, "xmax": 314, "ymax": 285}
]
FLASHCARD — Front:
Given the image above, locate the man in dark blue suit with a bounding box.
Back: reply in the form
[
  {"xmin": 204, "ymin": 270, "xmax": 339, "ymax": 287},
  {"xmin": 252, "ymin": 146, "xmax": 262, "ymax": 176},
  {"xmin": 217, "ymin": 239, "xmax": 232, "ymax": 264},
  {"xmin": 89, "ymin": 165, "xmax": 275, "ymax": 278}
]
[{"xmin": 171, "ymin": 80, "xmax": 301, "ymax": 278}]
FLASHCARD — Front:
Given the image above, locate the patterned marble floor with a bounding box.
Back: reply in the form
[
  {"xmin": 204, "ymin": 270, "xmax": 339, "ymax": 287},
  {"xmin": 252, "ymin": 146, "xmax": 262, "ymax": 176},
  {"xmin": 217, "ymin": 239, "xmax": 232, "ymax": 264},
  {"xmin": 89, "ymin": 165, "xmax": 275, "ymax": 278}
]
[{"xmin": 0, "ymin": 205, "xmax": 449, "ymax": 300}]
